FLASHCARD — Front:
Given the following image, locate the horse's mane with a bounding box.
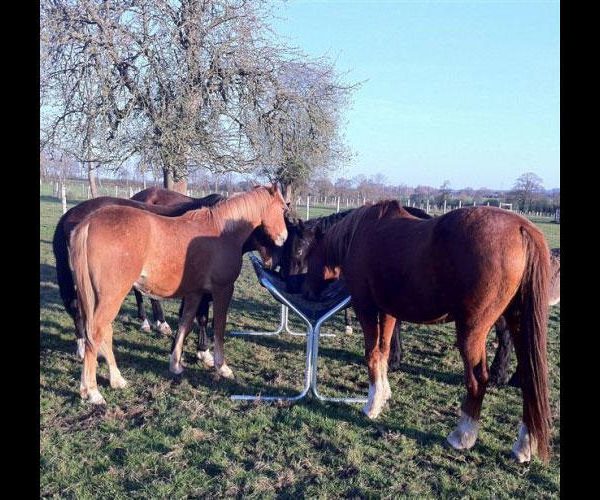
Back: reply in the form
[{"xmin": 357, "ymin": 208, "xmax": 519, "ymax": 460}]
[
  {"xmin": 305, "ymin": 209, "xmax": 356, "ymax": 231},
  {"xmin": 192, "ymin": 186, "xmax": 279, "ymax": 231},
  {"xmin": 322, "ymin": 200, "xmax": 407, "ymax": 267}
]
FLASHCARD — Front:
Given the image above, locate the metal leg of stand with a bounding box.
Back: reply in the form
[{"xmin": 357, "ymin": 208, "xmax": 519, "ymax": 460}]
[
  {"xmin": 230, "ymin": 317, "xmax": 314, "ymax": 402},
  {"xmin": 231, "ymin": 287, "xmax": 315, "ymax": 402},
  {"xmin": 284, "ymin": 305, "xmax": 337, "ymax": 338},
  {"xmin": 310, "ymin": 298, "xmax": 368, "ymax": 404},
  {"xmin": 230, "ymin": 303, "xmax": 286, "ymax": 336}
]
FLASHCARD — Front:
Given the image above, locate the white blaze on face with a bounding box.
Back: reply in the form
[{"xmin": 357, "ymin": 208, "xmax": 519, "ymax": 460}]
[{"xmin": 275, "ymin": 228, "xmax": 288, "ymax": 247}]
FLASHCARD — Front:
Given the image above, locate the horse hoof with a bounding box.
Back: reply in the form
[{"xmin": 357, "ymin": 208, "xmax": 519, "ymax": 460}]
[
  {"xmin": 217, "ymin": 364, "xmax": 234, "ymax": 379},
  {"xmin": 170, "ymin": 364, "xmax": 184, "ymax": 376},
  {"xmin": 87, "ymin": 389, "xmax": 106, "ymax": 406},
  {"xmin": 140, "ymin": 318, "xmax": 152, "ymax": 332},
  {"xmin": 446, "ymin": 413, "xmax": 479, "ymax": 450},
  {"xmin": 110, "ymin": 375, "xmax": 128, "ymax": 389},
  {"xmin": 155, "ymin": 321, "xmax": 172, "ymax": 336},
  {"xmin": 361, "ymin": 404, "xmax": 382, "ymax": 420},
  {"xmin": 345, "ymin": 325, "xmax": 353, "ymax": 335},
  {"xmin": 197, "ymin": 349, "xmax": 215, "ymax": 368},
  {"xmin": 511, "ymin": 422, "xmax": 535, "ymax": 463}
]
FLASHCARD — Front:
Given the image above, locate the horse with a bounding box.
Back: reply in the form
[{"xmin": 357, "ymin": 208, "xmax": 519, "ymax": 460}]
[
  {"xmin": 53, "ymin": 193, "xmax": 222, "ymax": 357},
  {"xmin": 303, "ymin": 200, "xmax": 552, "ymax": 463},
  {"xmin": 277, "ymin": 207, "xmax": 556, "ymax": 385},
  {"xmin": 69, "ymin": 185, "xmax": 288, "ymax": 405}
]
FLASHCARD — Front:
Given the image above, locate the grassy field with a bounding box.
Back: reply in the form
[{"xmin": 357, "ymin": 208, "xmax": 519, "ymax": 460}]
[{"xmin": 40, "ymin": 195, "xmax": 560, "ymax": 498}]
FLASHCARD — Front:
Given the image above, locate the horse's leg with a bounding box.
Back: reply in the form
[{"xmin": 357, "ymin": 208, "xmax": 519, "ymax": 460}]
[
  {"xmin": 151, "ymin": 299, "xmax": 172, "ymax": 335},
  {"xmin": 354, "ymin": 301, "xmax": 385, "ymax": 419},
  {"xmin": 344, "ymin": 308, "xmax": 353, "ymax": 334},
  {"xmin": 388, "ymin": 321, "xmax": 404, "ymax": 371},
  {"xmin": 134, "ymin": 289, "xmax": 151, "ymax": 332},
  {"xmin": 169, "ymin": 294, "xmax": 202, "ymax": 375},
  {"xmin": 80, "ymin": 296, "xmax": 127, "ymax": 404},
  {"xmin": 212, "ymin": 284, "xmax": 235, "ymax": 379},
  {"xmin": 196, "ymin": 294, "xmax": 214, "ymax": 368},
  {"xmin": 489, "ymin": 316, "xmax": 513, "ymax": 386},
  {"xmin": 378, "ymin": 312, "xmax": 397, "ymax": 405},
  {"xmin": 447, "ymin": 322, "xmax": 491, "ymax": 450},
  {"xmin": 81, "ymin": 343, "xmax": 104, "ymax": 405},
  {"xmin": 70, "ymin": 298, "xmax": 86, "ymax": 360},
  {"xmin": 98, "ymin": 323, "xmax": 127, "ymax": 389},
  {"xmin": 502, "ymin": 309, "xmax": 535, "ymax": 462}
]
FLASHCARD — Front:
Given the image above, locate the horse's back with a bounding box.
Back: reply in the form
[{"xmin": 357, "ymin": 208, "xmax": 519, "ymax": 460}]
[{"xmin": 131, "ymin": 187, "xmax": 194, "ymax": 205}]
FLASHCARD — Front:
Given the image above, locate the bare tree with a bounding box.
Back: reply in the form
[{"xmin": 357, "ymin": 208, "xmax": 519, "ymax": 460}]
[
  {"xmin": 254, "ymin": 58, "xmax": 358, "ymax": 201},
  {"xmin": 511, "ymin": 172, "xmax": 544, "ymax": 211}
]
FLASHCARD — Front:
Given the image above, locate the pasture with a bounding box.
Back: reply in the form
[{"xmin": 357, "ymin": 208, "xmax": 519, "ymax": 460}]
[{"xmin": 40, "ymin": 194, "xmax": 560, "ymax": 498}]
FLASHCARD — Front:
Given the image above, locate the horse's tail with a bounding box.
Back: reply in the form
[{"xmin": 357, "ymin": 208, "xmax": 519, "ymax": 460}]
[
  {"xmin": 52, "ymin": 215, "xmax": 78, "ymax": 325},
  {"xmin": 69, "ymin": 222, "xmax": 95, "ymax": 350},
  {"xmin": 514, "ymin": 225, "xmax": 552, "ymax": 462}
]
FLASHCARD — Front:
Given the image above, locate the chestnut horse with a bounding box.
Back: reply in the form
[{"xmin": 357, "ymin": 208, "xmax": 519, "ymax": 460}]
[
  {"xmin": 304, "ymin": 200, "xmax": 551, "ymax": 463},
  {"xmin": 53, "ymin": 192, "xmax": 223, "ymax": 357},
  {"xmin": 69, "ymin": 185, "xmax": 288, "ymax": 405}
]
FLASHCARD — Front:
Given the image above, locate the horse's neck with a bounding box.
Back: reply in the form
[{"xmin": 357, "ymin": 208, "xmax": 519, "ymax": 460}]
[{"xmin": 207, "ymin": 198, "xmax": 263, "ymax": 245}]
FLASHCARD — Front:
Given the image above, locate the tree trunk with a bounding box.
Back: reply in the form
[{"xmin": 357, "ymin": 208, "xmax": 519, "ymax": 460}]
[
  {"xmin": 163, "ymin": 167, "xmax": 188, "ymax": 194},
  {"xmin": 88, "ymin": 163, "xmax": 98, "ymax": 198}
]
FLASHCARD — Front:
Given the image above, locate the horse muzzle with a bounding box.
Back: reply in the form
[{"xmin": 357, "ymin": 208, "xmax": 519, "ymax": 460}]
[{"xmin": 274, "ymin": 229, "xmax": 288, "ymax": 247}]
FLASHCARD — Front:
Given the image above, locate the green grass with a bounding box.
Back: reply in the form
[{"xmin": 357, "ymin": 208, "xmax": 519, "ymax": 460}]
[{"xmin": 40, "ymin": 196, "xmax": 560, "ymax": 498}]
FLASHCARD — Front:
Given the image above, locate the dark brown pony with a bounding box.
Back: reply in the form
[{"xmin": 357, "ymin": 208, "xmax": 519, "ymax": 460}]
[
  {"xmin": 304, "ymin": 201, "xmax": 551, "ymax": 463},
  {"xmin": 53, "ymin": 192, "xmax": 223, "ymax": 357},
  {"xmin": 69, "ymin": 186, "xmax": 288, "ymax": 405}
]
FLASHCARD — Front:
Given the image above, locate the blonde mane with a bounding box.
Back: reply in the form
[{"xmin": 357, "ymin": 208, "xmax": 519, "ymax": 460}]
[{"xmin": 186, "ymin": 186, "xmax": 279, "ymax": 233}]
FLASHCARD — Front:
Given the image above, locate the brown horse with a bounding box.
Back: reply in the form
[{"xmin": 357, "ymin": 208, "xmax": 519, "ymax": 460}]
[
  {"xmin": 304, "ymin": 200, "xmax": 551, "ymax": 463},
  {"xmin": 53, "ymin": 192, "xmax": 224, "ymax": 358},
  {"xmin": 69, "ymin": 185, "xmax": 288, "ymax": 405}
]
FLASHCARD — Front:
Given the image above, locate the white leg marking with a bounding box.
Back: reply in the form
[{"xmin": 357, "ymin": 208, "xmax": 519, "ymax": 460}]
[
  {"xmin": 447, "ymin": 411, "xmax": 480, "ymax": 450},
  {"xmin": 217, "ymin": 363, "xmax": 234, "ymax": 379},
  {"xmin": 155, "ymin": 321, "xmax": 173, "ymax": 336},
  {"xmin": 76, "ymin": 339, "xmax": 85, "ymax": 360},
  {"xmin": 512, "ymin": 422, "xmax": 537, "ymax": 463},
  {"xmin": 140, "ymin": 318, "xmax": 151, "ymax": 332},
  {"xmin": 362, "ymin": 379, "xmax": 385, "ymax": 419},
  {"xmin": 169, "ymin": 352, "xmax": 184, "ymax": 375},
  {"xmin": 383, "ymin": 374, "xmax": 392, "ymax": 402},
  {"xmin": 109, "ymin": 369, "xmax": 128, "ymax": 389},
  {"xmin": 197, "ymin": 349, "xmax": 215, "ymax": 368},
  {"xmin": 87, "ymin": 388, "xmax": 106, "ymax": 405}
]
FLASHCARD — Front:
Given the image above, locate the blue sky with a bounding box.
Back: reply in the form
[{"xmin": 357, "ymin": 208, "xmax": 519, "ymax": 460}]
[{"xmin": 272, "ymin": 0, "xmax": 560, "ymax": 190}]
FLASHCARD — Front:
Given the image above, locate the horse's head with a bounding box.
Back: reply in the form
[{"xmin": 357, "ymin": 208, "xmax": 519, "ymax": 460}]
[
  {"xmin": 302, "ymin": 226, "xmax": 340, "ymax": 300},
  {"xmin": 276, "ymin": 218, "xmax": 314, "ymax": 293},
  {"xmin": 259, "ymin": 184, "xmax": 288, "ymax": 247}
]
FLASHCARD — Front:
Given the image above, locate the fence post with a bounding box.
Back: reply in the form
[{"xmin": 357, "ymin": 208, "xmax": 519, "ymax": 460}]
[
  {"xmin": 458, "ymin": 200, "xmax": 462, "ymax": 209},
  {"xmin": 306, "ymin": 195, "xmax": 310, "ymax": 220},
  {"xmin": 115, "ymin": 186, "xmax": 118, "ymax": 198},
  {"xmin": 130, "ymin": 187, "xmax": 134, "ymax": 198},
  {"xmin": 61, "ymin": 183, "xmax": 67, "ymax": 214},
  {"xmin": 426, "ymin": 200, "xmax": 430, "ymax": 213},
  {"xmin": 336, "ymin": 196, "xmax": 340, "ymax": 213},
  {"xmin": 443, "ymin": 200, "xmax": 447, "ymax": 213},
  {"xmin": 87, "ymin": 186, "xmax": 91, "ymax": 199}
]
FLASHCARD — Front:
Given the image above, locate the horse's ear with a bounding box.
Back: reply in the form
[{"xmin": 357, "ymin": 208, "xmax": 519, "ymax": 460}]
[{"xmin": 266, "ymin": 183, "xmax": 279, "ymax": 195}]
